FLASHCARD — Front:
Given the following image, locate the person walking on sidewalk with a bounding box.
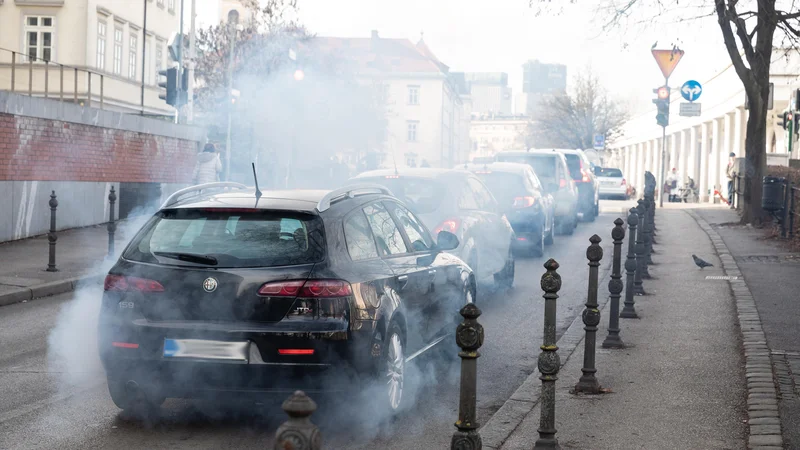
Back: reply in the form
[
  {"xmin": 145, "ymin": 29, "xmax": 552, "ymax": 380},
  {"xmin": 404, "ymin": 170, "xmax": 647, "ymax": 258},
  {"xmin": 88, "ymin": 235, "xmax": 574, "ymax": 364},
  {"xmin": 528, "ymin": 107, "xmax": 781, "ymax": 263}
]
[
  {"xmin": 193, "ymin": 143, "xmax": 223, "ymax": 185},
  {"xmin": 726, "ymin": 152, "xmax": 736, "ymax": 208},
  {"xmin": 666, "ymin": 168, "xmax": 679, "ymax": 202}
]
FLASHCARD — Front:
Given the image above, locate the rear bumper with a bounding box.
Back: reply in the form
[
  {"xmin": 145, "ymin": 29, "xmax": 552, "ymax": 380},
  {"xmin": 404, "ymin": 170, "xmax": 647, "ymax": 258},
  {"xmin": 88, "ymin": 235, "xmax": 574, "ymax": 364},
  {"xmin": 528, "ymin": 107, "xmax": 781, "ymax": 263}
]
[
  {"xmin": 575, "ymin": 183, "xmax": 596, "ymax": 212},
  {"xmin": 507, "ymin": 210, "xmax": 545, "ymax": 245},
  {"xmin": 598, "ymin": 185, "xmax": 628, "ymax": 197}
]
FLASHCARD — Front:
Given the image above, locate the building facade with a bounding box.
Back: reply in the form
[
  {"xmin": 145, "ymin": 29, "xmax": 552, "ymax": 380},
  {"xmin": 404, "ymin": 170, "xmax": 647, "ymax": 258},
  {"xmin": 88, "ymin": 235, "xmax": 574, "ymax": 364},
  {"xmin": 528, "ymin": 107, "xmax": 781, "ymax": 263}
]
[
  {"xmin": 469, "ymin": 114, "xmax": 531, "ymax": 160},
  {"xmin": 520, "ymin": 59, "xmax": 567, "ymax": 117},
  {"xmin": 314, "ymin": 31, "xmax": 471, "ymax": 169},
  {"xmin": 606, "ymin": 49, "xmax": 800, "ymax": 203},
  {"xmin": 459, "ymin": 72, "xmax": 512, "ymax": 116},
  {"xmin": 0, "ymin": 0, "xmax": 180, "ymax": 115}
]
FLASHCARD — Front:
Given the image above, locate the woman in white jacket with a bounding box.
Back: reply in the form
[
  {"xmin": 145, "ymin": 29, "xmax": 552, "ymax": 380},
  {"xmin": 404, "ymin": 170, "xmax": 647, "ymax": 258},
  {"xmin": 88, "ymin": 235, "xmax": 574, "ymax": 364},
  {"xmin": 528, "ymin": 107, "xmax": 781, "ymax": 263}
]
[{"xmin": 193, "ymin": 143, "xmax": 222, "ymax": 185}]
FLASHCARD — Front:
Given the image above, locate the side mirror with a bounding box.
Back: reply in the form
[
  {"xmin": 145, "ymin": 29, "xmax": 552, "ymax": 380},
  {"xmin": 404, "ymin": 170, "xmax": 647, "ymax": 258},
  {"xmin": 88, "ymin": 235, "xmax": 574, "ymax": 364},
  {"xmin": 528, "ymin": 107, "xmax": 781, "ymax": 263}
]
[{"xmin": 436, "ymin": 230, "xmax": 460, "ymax": 251}]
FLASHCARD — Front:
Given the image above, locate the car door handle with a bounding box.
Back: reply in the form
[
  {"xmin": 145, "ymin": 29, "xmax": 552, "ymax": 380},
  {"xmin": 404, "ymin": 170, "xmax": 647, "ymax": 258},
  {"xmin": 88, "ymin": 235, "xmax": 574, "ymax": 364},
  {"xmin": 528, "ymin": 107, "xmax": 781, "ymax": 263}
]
[
  {"xmin": 428, "ymin": 269, "xmax": 436, "ymax": 275},
  {"xmin": 396, "ymin": 275, "xmax": 409, "ymax": 289}
]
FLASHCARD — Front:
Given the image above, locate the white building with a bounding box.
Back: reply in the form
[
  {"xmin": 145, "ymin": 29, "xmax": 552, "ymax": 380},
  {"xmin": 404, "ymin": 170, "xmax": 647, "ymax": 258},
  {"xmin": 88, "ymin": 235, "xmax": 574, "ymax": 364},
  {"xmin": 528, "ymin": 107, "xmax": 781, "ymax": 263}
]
[
  {"xmin": 607, "ymin": 48, "xmax": 800, "ymax": 203},
  {"xmin": 469, "ymin": 114, "xmax": 532, "ymax": 160},
  {"xmin": 314, "ymin": 31, "xmax": 471, "ymax": 169},
  {"xmin": 0, "ymin": 0, "xmax": 181, "ymax": 115}
]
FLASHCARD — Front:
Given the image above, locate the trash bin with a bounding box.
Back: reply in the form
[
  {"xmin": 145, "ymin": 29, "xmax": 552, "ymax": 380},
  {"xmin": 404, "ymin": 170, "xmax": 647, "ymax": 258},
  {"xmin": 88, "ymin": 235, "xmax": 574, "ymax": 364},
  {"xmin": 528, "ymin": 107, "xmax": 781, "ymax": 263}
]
[{"xmin": 762, "ymin": 176, "xmax": 785, "ymax": 212}]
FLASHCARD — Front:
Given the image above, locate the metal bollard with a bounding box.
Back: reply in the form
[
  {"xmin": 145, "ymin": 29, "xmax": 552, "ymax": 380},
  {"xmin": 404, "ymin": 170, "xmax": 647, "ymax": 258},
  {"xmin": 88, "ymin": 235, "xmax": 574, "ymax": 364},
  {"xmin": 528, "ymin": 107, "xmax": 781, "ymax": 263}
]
[
  {"xmin": 620, "ymin": 208, "xmax": 640, "ymax": 318},
  {"xmin": 534, "ymin": 259, "xmax": 562, "ymax": 450},
  {"xmin": 574, "ymin": 235, "xmax": 603, "ymax": 394},
  {"xmin": 274, "ymin": 390, "xmax": 321, "ymax": 450},
  {"xmin": 602, "ymin": 219, "xmax": 626, "ymax": 348},
  {"xmin": 107, "ymin": 185, "xmax": 117, "ymax": 259},
  {"xmin": 451, "ymin": 303, "xmax": 484, "ymax": 450},
  {"xmin": 648, "ymin": 193, "xmax": 658, "ymax": 245},
  {"xmin": 634, "ymin": 201, "xmax": 647, "ymax": 295},
  {"xmin": 46, "ymin": 191, "xmax": 59, "ymax": 272},
  {"xmin": 641, "ymin": 198, "xmax": 653, "ymax": 278}
]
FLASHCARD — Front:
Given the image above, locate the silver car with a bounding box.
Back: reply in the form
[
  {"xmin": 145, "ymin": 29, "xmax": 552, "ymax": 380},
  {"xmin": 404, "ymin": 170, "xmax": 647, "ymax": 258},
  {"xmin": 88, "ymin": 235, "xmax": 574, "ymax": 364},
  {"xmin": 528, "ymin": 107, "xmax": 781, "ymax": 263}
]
[{"xmin": 594, "ymin": 167, "xmax": 630, "ymax": 200}]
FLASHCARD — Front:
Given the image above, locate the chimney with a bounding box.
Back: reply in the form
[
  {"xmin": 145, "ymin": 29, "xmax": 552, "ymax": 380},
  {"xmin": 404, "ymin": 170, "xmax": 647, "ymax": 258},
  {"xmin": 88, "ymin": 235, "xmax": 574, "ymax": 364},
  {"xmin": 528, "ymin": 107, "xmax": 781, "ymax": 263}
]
[{"xmin": 371, "ymin": 30, "xmax": 379, "ymax": 40}]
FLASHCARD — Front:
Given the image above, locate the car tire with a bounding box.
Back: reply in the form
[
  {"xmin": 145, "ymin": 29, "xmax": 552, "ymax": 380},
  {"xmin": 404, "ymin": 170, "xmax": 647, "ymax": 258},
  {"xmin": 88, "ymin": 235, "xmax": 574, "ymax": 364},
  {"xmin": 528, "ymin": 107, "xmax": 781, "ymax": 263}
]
[
  {"xmin": 107, "ymin": 377, "xmax": 164, "ymax": 419},
  {"xmin": 493, "ymin": 247, "xmax": 515, "ymax": 289},
  {"xmin": 561, "ymin": 213, "xmax": 576, "ymax": 235},
  {"xmin": 380, "ymin": 323, "xmax": 408, "ymax": 415},
  {"xmin": 544, "ymin": 214, "xmax": 555, "ymax": 245},
  {"xmin": 531, "ymin": 224, "xmax": 545, "ymax": 257}
]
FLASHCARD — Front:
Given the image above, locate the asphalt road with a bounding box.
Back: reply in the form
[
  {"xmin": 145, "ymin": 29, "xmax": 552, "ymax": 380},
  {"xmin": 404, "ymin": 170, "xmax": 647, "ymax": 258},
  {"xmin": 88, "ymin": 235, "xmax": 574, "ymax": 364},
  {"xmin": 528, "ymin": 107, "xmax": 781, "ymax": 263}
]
[{"xmin": 0, "ymin": 201, "xmax": 631, "ymax": 450}]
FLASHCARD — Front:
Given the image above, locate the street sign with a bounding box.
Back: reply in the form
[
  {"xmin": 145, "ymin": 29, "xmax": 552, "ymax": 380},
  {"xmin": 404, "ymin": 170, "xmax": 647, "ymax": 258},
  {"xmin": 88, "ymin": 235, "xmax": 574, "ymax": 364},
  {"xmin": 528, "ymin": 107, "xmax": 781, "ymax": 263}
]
[
  {"xmin": 593, "ymin": 134, "xmax": 605, "ymax": 150},
  {"xmin": 681, "ymin": 80, "xmax": 702, "ymax": 102},
  {"xmin": 651, "ymin": 48, "xmax": 685, "ymax": 79},
  {"xmin": 679, "ymin": 102, "xmax": 701, "ymax": 117}
]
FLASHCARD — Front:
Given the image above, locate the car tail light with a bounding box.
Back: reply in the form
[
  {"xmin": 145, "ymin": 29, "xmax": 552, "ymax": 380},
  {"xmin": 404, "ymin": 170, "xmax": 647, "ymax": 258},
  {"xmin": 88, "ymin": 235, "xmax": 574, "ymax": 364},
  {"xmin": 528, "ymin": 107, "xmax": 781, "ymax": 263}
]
[
  {"xmin": 559, "ymin": 178, "xmax": 568, "ymax": 188},
  {"xmin": 257, "ymin": 279, "xmax": 353, "ymax": 298},
  {"xmin": 278, "ymin": 349, "xmax": 315, "ymax": 355},
  {"xmin": 434, "ymin": 218, "xmax": 461, "ymax": 235},
  {"xmin": 580, "ymin": 168, "xmax": 592, "ymax": 183},
  {"xmin": 385, "ymin": 175, "xmax": 400, "ymax": 179},
  {"xmin": 513, "ymin": 196, "xmax": 536, "ymax": 208},
  {"xmin": 112, "ymin": 342, "xmax": 139, "ymax": 349},
  {"xmin": 104, "ymin": 275, "xmax": 164, "ymax": 292},
  {"xmin": 621, "ymin": 178, "xmax": 627, "ymax": 186}
]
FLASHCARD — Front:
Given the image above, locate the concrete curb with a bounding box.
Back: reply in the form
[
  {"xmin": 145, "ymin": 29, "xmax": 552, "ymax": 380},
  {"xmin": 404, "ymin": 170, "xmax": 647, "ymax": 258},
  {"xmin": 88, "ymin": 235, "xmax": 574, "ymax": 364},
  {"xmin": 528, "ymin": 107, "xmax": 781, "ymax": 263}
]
[
  {"xmin": 480, "ymin": 259, "xmax": 616, "ymax": 449},
  {"xmin": 0, "ymin": 273, "xmax": 104, "ymax": 307},
  {"xmin": 687, "ymin": 210, "xmax": 784, "ymax": 450}
]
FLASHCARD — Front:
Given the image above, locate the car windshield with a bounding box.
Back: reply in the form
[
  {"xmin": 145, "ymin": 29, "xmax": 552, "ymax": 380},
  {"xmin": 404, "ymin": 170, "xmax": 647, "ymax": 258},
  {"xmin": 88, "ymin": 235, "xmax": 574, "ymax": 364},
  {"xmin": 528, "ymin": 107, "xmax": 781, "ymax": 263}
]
[
  {"xmin": 496, "ymin": 154, "xmax": 556, "ymax": 181},
  {"xmin": 475, "ymin": 172, "xmax": 526, "ymax": 206},
  {"xmin": 357, "ymin": 176, "xmax": 444, "ymax": 214},
  {"xmin": 563, "ymin": 154, "xmax": 583, "ymax": 179},
  {"xmin": 124, "ymin": 209, "xmax": 325, "ymax": 268},
  {"xmin": 594, "ymin": 167, "xmax": 623, "ymax": 177}
]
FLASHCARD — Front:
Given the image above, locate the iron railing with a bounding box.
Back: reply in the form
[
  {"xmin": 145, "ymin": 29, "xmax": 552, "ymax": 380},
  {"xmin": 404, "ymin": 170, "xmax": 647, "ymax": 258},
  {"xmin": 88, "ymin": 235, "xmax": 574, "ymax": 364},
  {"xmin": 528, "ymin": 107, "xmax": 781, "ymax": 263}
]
[
  {"xmin": 0, "ymin": 46, "xmax": 105, "ymax": 108},
  {"xmin": 788, "ymin": 184, "xmax": 798, "ymax": 240}
]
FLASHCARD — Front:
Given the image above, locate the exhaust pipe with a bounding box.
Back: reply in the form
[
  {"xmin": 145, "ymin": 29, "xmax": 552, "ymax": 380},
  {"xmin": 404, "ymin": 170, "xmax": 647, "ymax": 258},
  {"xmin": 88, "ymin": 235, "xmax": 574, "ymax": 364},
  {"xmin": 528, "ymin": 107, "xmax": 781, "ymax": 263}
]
[{"xmin": 125, "ymin": 380, "xmax": 141, "ymax": 397}]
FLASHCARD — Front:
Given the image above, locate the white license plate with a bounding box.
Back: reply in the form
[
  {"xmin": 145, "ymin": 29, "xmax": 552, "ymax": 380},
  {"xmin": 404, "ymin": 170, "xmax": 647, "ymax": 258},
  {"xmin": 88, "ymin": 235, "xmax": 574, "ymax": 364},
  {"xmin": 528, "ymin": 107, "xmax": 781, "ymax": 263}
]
[
  {"xmin": 602, "ymin": 181, "xmax": 618, "ymax": 186},
  {"xmin": 163, "ymin": 339, "xmax": 249, "ymax": 361}
]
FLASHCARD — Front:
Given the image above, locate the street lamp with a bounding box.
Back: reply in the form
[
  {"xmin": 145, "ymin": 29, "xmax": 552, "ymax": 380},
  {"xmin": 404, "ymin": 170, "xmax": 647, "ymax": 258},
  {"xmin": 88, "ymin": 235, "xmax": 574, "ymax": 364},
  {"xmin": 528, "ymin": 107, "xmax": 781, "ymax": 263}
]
[{"xmin": 224, "ymin": 9, "xmax": 239, "ymax": 182}]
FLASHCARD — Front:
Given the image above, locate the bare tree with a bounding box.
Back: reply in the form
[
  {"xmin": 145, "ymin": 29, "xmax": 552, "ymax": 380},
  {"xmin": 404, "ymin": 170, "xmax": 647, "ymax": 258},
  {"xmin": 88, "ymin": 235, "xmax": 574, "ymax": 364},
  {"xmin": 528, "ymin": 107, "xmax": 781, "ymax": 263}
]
[
  {"xmin": 527, "ymin": 68, "xmax": 628, "ymax": 150},
  {"xmin": 531, "ymin": 0, "xmax": 800, "ymax": 223}
]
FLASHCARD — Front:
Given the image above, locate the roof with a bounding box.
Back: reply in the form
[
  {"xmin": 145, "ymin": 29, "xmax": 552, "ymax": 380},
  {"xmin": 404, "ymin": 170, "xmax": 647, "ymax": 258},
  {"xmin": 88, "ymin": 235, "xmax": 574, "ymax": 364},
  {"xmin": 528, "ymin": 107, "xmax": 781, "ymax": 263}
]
[
  {"xmin": 167, "ymin": 189, "xmax": 332, "ymax": 213},
  {"xmin": 353, "ymin": 167, "xmax": 470, "ymax": 180},
  {"xmin": 498, "ymin": 149, "xmax": 564, "ymax": 157},
  {"xmin": 462, "ymin": 162, "xmax": 532, "ymax": 175},
  {"xmin": 310, "ymin": 35, "xmax": 448, "ymax": 75}
]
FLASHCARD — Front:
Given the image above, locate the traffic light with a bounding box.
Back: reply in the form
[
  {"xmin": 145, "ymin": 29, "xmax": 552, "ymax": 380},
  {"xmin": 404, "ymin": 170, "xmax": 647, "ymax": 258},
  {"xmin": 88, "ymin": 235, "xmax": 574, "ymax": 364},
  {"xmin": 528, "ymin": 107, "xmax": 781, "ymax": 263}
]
[
  {"xmin": 158, "ymin": 67, "xmax": 178, "ymax": 106},
  {"xmin": 779, "ymin": 111, "xmax": 790, "ymax": 130},
  {"xmin": 653, "ymin": 85, "xmax": 670, "ymax": 127}
]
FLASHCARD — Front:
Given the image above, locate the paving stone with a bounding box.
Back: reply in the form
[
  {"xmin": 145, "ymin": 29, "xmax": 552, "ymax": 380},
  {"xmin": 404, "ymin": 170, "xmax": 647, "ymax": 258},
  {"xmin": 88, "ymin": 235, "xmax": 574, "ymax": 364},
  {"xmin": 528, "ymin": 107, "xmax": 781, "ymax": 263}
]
[
  {"xmin": 750, "ymin": 425, "xmax": 782, "ymax": 435},
  {"xmin": 749, "ymin": 417, "xmax": 781, "ymax": 426},
  {"xmin": 748, "ymin": 434, "xmax": 783, "ymax": 446},
  {"xmin": 749, "ymin": 410, "xmax": 781, "ymax": 419}
]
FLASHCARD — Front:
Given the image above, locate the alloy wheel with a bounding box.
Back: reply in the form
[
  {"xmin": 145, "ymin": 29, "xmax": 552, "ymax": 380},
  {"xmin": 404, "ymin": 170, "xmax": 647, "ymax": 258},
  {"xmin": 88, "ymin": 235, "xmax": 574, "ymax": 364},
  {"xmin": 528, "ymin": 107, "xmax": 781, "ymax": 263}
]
[{"xmin": 385, "ymin": 333, "xmax": 405, "ymax": 411}]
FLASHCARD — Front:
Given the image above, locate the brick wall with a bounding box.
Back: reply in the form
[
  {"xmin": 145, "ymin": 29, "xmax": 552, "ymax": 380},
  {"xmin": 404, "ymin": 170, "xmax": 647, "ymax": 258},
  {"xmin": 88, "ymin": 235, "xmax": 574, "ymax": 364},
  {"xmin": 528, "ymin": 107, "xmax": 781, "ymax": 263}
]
[{"xmin": 0, "ymin": 113, "xmax": 198, "ymax": 183}]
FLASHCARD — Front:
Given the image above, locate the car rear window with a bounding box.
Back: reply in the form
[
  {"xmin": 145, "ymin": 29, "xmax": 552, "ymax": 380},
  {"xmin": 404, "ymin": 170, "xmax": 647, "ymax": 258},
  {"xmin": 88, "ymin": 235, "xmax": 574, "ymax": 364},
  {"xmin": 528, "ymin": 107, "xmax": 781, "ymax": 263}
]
[
  {"xmin": 124, "ymin": 209, "xmax": 325, "ymax": 268},
  {"xmin": 594, "ymin": 167, "xmax": 623, "ymax": 177},
  {"xmin": 563, "ymin": 154, "xmax": 583, "ymax": 179},
  {"xmin": 357, "ymin": 177, "xmax": 444, "ymax": 214},
  {"xmin": 475, "ymin": 172, "xmax": 526, "ymax": 206},
  {"xmin": 496, "ymin": 154, "xmax": 556, "ymax": 180}
]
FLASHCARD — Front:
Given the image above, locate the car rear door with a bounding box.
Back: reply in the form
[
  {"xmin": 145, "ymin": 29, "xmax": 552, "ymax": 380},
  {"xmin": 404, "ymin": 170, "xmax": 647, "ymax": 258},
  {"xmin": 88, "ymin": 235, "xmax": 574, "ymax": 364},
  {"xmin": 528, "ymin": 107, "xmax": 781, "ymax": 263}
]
[{"xmin": 466, "ymin": 176, "xmax": 512, "ymax": 277}]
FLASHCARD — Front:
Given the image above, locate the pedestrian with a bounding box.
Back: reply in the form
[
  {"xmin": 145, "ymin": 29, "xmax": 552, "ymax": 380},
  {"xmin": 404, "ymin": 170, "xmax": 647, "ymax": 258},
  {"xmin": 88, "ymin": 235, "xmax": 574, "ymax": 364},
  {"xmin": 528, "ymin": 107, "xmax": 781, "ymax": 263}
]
[
  {"xmin": 193, "ymin": 143, "xmax": 223, "ymax": 185},
  {"xmin": 666, "ymin": 168, "xmax": 679, "ymax": 202},
  {"xmin": 726, "ymin": 152, "xmax": 736, "ymax": 208}
]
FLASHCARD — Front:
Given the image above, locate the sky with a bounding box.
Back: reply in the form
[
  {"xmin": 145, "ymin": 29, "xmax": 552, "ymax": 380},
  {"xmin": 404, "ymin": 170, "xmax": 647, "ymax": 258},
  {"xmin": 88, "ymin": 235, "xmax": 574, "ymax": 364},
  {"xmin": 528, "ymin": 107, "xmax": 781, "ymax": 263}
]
[{"xmin": 195, "ymin": 0, "xmax": 738, "ymax": 117}]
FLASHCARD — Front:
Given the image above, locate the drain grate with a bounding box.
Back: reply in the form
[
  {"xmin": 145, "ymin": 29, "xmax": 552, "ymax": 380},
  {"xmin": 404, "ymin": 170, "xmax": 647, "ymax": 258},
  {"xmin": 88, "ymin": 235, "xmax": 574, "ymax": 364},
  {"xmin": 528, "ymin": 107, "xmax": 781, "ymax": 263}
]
[
  {"xmin": 705, "ymin": 275, "xmax": 740, "ymax": 280},
  {"xmin": 736, "ymin": 255, "xmax": 800, "ymax": 264}
]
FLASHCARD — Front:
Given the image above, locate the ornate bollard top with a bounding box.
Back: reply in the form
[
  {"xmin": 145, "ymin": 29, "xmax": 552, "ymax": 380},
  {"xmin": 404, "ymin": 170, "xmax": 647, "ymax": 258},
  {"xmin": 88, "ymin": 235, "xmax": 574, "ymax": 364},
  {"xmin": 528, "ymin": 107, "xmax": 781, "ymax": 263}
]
[
  {"xmin": 109, "ymin": 185, "xmax": 117, "ymax": 203},
  {"xmin": 281, "ymin": 390, "xmax": 317, "ymax": 418},
  {"xmin": 636, "ymin": 199, "xmax": 646, "ymax": 215},
  {"xmin": 586, "ymin": 235, "xmax": 603, "ymax": 262},
  {"xmin": 49, "ymin": 190, "xmax": 58, "ymax": 209},
  {"xmin": 627, "ymin": 207, "xmax": 639, "ymax": 226},
  {"xmin": 541, "ymin": 258, "xmax": 561, "ymax": 293},
  {"xmin": 456, "ymin": 303, "xmax": 484, "ymax": 352},
  {"xmin": 612, "ymin": 218, "xmax": 625, "ymax": 241}
]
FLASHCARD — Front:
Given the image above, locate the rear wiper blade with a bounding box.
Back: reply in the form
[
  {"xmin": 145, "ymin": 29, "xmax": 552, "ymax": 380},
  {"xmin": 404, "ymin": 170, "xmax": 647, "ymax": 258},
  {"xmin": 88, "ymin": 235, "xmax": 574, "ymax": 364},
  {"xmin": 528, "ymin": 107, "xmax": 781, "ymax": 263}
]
[{"xmin": 153, "ymin": 251, "xmax": 218, "ymax": 265}]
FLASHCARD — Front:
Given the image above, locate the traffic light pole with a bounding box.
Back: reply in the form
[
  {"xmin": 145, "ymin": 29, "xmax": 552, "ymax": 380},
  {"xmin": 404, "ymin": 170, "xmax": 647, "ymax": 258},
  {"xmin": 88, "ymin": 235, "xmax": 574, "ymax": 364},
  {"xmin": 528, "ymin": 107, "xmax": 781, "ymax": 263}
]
[
  {"xmin": 659, "ymin": 122, "xmax": 667, "ymax": 208},
  {"xmin": 140, "ymin": 0, "xmax": 147, "ymax": 114}
]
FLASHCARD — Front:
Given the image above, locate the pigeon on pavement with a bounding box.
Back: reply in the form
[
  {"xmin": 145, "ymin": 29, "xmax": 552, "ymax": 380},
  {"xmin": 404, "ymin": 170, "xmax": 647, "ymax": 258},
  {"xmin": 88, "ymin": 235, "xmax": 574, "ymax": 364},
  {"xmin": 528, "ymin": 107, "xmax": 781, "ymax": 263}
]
[{"xmin": 692, "ymin": 254, "xmax": 713, "ymax": 269}]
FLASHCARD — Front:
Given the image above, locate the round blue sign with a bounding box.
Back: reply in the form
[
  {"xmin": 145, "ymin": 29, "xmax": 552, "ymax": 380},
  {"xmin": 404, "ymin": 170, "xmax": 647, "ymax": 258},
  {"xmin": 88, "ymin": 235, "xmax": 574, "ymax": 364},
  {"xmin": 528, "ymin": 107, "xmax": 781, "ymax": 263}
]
[{"xmin": 681, "ymin": 80, "xmax": 703, "ymax": 102}]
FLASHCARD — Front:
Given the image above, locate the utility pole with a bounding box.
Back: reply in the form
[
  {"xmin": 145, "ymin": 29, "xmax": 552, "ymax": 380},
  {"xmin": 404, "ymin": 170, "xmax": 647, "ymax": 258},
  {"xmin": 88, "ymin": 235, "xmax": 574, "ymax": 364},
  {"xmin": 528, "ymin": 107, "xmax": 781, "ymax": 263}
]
[
  {"xmin": 140, "ymin": 0, "xmax": 148, "ymax": 114},
  {"xmin": 187, "ymin": 0, "xmax": 196, "ymax": 124},
  {"xmin": 651, "ymin": 47, "xmax": 684, "ymax": 207},
  {"xmin": 224, "ymin": 10, "xmax": 239, "ymax": 182},
  {"xmin": 175, "ymin": 0, "xmax": 185, "ymax": 124}
]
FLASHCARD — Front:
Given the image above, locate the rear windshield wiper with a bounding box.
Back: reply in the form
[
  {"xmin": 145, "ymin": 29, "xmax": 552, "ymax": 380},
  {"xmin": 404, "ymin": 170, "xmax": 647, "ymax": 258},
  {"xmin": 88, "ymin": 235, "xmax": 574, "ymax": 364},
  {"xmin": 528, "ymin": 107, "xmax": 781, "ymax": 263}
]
[{"xmin": 153, "ymin": 251, "xmax": 218, "ymax": 266}]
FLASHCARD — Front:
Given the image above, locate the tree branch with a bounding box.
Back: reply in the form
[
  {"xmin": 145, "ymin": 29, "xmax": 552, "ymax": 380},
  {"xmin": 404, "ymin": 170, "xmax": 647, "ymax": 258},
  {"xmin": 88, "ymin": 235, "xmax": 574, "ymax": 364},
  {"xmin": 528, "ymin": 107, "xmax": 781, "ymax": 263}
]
[
  {"xmin": 715, "ymin": 0, "xmax": 756, "ymax": 87},
  {"xmin": 727, "ymin": 0, "xmax": 757, "ymax": 63}
]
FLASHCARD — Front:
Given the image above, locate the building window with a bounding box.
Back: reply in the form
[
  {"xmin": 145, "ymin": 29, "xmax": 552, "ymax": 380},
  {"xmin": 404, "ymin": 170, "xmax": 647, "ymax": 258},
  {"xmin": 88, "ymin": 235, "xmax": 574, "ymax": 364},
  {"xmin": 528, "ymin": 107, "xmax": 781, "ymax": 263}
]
[
  {"xmin": 407, "ymin": 121, "xmax": 418, "ymax": 142},
  {"xmin": 408, "ymin": 85, "xmax": 419, "ymax": 105},
  {"xmin": 144, "ymin": 40, "xmax": 151, "ymax": 84},
  {"xmin": 157, "ymin": 0, "xmax": 165, "ymax": 7},
  {"xmin": 113, "ymin": 27, "xmax": 123, "ymax": 75},
  {"xmin": 155, "ymin": 41, "xmax": 164, "ymax": 75},
  {"xmin": 24, "ymin": 16, "xmax": 54, "ymax": 62},
  {"xmin": 129, "ymin": 34, "xmax": 138, "ymax": 80},
  {"xmin": 96, "ymin": 20, "xmax": 107, "ymax": 70},
  {"xmin": 168, "ymin": 0, "xmax": 175, "ymax": 12}
]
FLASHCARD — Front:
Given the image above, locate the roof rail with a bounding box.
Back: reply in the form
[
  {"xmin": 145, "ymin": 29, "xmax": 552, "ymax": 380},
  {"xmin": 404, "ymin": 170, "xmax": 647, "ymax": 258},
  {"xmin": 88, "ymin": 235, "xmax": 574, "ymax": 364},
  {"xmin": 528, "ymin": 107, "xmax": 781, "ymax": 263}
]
[
  {"xmin": 160, "ymin": 182, "xmax": 249, "ymax": 209},
  {"xmin": 316, "ymin": 183, "xmax": 394, "ymax": 212}
]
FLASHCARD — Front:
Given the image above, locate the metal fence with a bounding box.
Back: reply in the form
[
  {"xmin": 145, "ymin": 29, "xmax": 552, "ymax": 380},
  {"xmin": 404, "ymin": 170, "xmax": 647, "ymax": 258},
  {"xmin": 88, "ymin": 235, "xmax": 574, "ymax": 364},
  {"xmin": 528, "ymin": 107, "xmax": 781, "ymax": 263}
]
[
  {"xmin": 0, "ymin": 46, "xmax": 105, "ymax": 108},
  {"xmin": 787, "ymin": 184, "xmax": 798, "ymax": 240}
]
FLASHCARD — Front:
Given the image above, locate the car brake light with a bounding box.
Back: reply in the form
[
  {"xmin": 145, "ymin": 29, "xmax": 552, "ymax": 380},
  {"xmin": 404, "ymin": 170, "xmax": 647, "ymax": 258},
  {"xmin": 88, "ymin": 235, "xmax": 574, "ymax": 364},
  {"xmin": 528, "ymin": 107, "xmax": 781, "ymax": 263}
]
[
  {"xmin": 257, "ymin": 280, "xmax": 353, "ymax": 297},
  {"xmin": 513, "ymin": 196, "xmax": 536, "ymax": 208},
  {"xmin": 385, "ymin": 175, "xmax": 400, "ymax": 179},
  {"xmin": 434, "ymin": 218, "xmax": 461, "ymax": 235},
  {"xmin": 278, "ymin": 349, "xmax": 315, "ymax": 355},
  {"xmin": 580, "ymin": 168, "xmax": 591, "ymax": 183},
  {"xmin": 112, "ymin": 342, "xmax": 139, "ymax": 349},
  {"xmin": 559, "ymin": 178, "xmax": 568, "ymax": 188},
  {"xmin": 104, "ymin": 275, "xmax": 164, "ymax": 292},
  {"xmin": 621, "ymin": 178, "xmax": 627, "ymax": 186}
]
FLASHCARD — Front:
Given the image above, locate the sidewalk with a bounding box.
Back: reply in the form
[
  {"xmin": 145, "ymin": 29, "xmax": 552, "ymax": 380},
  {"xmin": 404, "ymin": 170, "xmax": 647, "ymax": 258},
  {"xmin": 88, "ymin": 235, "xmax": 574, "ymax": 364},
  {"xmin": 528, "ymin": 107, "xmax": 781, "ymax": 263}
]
[
  {"xmin": 0, "ymin": 218, "xmax": 146, "ymax": 306},
  {"xmin": 696, "ymin": 207, "xmax": 800, "ymax": 449},
  {"xmin": 486, "ymin": 205, "xmax": 750, "ymax": 450}
]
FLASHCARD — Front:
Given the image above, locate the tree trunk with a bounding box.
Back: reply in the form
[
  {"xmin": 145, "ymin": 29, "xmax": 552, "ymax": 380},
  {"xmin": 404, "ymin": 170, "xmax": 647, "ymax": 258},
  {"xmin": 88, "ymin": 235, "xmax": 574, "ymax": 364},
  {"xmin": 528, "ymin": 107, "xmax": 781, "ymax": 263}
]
[{"xmin": 742, "ymin": 99, "xmax": 767, "ymax": 224}]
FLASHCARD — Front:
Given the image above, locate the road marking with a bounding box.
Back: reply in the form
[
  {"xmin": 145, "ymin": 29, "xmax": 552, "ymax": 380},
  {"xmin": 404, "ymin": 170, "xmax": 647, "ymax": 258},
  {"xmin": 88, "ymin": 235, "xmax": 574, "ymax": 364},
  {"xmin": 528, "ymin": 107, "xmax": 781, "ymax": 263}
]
[{"xmin": 705, "ymin": 275, "xmax": 739, "ymax": 280}]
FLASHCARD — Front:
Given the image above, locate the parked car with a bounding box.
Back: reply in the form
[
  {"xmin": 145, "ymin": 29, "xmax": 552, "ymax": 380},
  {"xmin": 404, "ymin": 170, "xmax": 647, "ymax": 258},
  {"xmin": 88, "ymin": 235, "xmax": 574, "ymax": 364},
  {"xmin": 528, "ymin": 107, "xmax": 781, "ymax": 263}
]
[
  {"xmin": 594, "ymin": 166, "xmax": 630, "ymax": 200},
  {"xmin": 98, "ymin": 182, "xmax": 474, "ymax": 416},
  {"xmin": 495, "ymin": 150, "xmax": 579, "ymax": 235},
  {"xmin": 349, "ymin": 168, "xmax": 515, "ymax": 288},
  {"xmin": 462, "ymin": 162, "xmax": 555, "ymax": 256},
  {"xmin": 556, "ymin": 149, "xmax": 600, "ymax": 222}
]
